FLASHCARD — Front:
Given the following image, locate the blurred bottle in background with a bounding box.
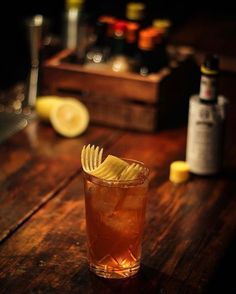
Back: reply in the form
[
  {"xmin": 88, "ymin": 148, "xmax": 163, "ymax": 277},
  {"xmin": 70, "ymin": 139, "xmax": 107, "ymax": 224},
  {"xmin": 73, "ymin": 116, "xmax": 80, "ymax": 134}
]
[
  {"xmin": 84, "ymin": 20, "xmax": 110, "ymax": 68},
  {"xmin": 98, "ymin": 15, "xmax": 116, "ymax": 49},
  {"xmin": 126, "ymin": 2, "xmax": 147, "ymax": 28},
  {"xmin": 152, "ymin": 18, "xmax": 171, "ymax": 57},
  {"xmin": 145, "ymin": 27, "xmax": 168, "ymax": 70},
  {"xmin": 63, "ymin": 0, "xmax": 92, "ymax": 63},
  {"xmin": 137, "ymin": 29, "xmax": 157, "ymax": 76},
  {"xmin": 152, "ymin": 19, "xmax": 172, "ymax": 39},
  {"xmin": 63, "ymin": 0, "xmax": 84, "ymax": 49},
  {"xmin": 125, "ymin": 22, "xmax": 140, "ymax": 70},
  {"xmin": 108, "ymin": 21, "xmax": 133, "ymax": 73}
]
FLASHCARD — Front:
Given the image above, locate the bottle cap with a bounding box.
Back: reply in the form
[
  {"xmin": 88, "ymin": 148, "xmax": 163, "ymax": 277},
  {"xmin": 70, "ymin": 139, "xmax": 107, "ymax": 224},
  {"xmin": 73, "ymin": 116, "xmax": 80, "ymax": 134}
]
[
  {"xmin": 201, "ymin": 54, "xmax": 219, "ymax": 75},
  {"xmin": 145, "ymin": 27, "xmax": 163, "ymax": 44},
  {"xmin": 138, "ymin": 29, "xmax": 155, "ymax": 50},
  {"xmin": 126, "ymin": 22, "xmax": 139, "ymax": 43},
  {"xmin": 169, "ymin": 161, "xmax": 190, "ymax": 184},
  {"xmin": 114, "ymin": 21, "xmax": 127, "ymax": 37},
  {"xmin": 99, "ymin": 15, "xmax": 116, "ymax": 23},
  {"xmin": 152, "ymin": 18, "xmax": 171, "ymax": 34},
  {"xmin": 126, "ymin": 2, "xmax": 145, "ymax": 21},
  {"xmin": 66, "ymin": 0, "xmax": 84, "ymax": 9}
]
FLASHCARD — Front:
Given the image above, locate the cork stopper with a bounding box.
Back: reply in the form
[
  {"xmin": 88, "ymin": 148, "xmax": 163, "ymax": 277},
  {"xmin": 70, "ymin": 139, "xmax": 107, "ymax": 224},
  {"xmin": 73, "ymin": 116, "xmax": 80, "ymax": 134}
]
[{"xmin": 169, "ymin": 161, "xmax": 190, "ymax": 184}]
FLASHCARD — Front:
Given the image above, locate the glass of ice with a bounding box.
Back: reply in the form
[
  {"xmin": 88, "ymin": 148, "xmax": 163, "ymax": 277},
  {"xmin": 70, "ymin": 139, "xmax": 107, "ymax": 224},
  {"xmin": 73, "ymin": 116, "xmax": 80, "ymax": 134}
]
[{"xmin": 83, "ymin": 159, "xmax": 149, "ymax": 279}]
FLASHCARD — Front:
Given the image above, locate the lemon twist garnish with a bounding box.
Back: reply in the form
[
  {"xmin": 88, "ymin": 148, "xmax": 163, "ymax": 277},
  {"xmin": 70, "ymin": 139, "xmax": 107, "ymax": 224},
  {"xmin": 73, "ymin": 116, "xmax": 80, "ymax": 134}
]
[{"xmin": 81, "ymin": 144, "xmax": 144, "ymax": 181}]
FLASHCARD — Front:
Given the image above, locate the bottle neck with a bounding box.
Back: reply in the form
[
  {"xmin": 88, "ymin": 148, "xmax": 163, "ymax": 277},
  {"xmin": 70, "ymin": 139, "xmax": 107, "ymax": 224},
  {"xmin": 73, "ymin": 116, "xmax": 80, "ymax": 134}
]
[
  {"xmin": 94, "ymin": 31, "xmax": 106, "ymax": 47},
  {"xmin": 112, "ymin": 33, "xmax": 126, "ymax": 55},
  {"xmin": 199, "ymin": 72, "xmax": 218, "ymax": 104},
  {"xmin": 95, "ymin": 36, "xmax": 105, "ymax": 47},
  {"xmin": 138, "ymin": 47, "xmax": 154, "ymax": 76},
  {"xmin": 125, "ymin": 42, "xmax": 137, "ymax": 57}
]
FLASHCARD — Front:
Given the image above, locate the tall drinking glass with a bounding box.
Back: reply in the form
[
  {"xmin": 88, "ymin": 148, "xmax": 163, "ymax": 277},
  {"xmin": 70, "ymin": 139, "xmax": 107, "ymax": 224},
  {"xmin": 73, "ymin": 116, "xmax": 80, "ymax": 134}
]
[{"xmin": 83, "ymin": 159, "xmax": 149, "ymax": 279}]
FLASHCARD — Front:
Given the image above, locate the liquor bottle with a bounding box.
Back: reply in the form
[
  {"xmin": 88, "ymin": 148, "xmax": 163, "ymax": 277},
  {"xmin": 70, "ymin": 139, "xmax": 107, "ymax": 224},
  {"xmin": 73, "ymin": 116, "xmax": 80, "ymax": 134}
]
[
  {"xmin": 63, "ymin": 0, "xmax": 90, "ymax": 63},
  {"xmin": 125, "ymin": 22, "xmax": 140, "ymax": 70},
  {"xmin": 186, "ymin": 54, "xmax": 227, "ymax": 175},
  {"xmin": 63, "ymin": 0, "xmax": 85, "ymax": 49},
  {"xmin": 152, "ymin": 19, "xmax": 172, "ymax": 39},
  {"xmin": 137, "ymin": 29, "xmax": 156, "ymax": 76},
  {"xmin": 84, "ymin": 21, "xmax": 110, "ymax": 67},
  {"xmin": 126, "ymin": 2, "xmax": 146, "ymax": 28},
  {"xmin": 152, "ymin": 19, "xmax": 171, "ymax": 65},
  {"xmin": 108, "ymin": 21, "xmax": 132, "ymax": 73},
  {"xmin": 125, "ymin": 22, "xmax": 139, "ymax": 57},
  {"xmin": 145, "ymin": 27, "xmax": 168, "ymax": 70},
  {"xmin": 98, "ymin": 15, "xmax": 116, "ymax": 48}
]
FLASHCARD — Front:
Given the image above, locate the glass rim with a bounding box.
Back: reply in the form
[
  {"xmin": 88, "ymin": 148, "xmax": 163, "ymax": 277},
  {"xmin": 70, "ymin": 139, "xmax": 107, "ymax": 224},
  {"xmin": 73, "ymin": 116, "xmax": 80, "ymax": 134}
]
[{"xmin": 82, "ymin": 158, "xmax": 149, "ymax": 187}]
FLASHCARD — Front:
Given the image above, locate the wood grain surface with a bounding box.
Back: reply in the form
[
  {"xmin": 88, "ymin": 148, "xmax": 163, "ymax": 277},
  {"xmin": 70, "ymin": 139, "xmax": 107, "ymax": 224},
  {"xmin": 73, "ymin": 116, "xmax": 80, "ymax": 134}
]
[
  {"xmin": 0, "ymin": 98, "xmax": 236, "ymax": 293},
  {"xmin": 0, "ymin": 122, "xmax": 122, "ymax": 243}
]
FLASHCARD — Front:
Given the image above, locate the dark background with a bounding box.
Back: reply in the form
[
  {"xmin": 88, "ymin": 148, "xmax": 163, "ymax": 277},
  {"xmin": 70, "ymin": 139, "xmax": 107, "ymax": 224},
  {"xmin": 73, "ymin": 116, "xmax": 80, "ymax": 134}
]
[{"xmin": 0, "ymin": 0, "xmax": 235, "ymax": 89}]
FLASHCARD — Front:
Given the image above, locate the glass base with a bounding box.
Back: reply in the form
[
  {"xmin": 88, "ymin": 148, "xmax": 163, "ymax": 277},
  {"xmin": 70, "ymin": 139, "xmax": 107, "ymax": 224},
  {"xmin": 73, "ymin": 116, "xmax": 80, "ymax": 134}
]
[{"xmin": 89, "ymin": 262, "xmax": 140, "ymax": 279}]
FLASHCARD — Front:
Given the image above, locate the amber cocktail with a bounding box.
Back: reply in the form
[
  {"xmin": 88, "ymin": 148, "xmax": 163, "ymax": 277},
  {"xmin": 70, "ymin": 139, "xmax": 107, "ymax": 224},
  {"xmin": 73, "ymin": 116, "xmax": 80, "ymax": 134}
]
[{"xmin": 83, "ymin": 159, "xmax": 149, "ymax": 279}]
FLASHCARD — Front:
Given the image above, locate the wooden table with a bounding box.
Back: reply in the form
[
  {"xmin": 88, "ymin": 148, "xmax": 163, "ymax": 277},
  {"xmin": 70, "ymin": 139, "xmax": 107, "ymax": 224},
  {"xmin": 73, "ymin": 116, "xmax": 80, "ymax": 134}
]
[{"xmin": 0, "ymin": 100, "xmax": 236, "ymax": 293}]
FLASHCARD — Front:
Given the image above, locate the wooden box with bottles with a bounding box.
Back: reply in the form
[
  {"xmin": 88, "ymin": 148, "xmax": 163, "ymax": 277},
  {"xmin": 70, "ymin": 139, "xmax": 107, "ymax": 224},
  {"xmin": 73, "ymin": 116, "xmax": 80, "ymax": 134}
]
[{"xmin": 41, "ymin": 48, "xmax": 198, "ymax": 132}]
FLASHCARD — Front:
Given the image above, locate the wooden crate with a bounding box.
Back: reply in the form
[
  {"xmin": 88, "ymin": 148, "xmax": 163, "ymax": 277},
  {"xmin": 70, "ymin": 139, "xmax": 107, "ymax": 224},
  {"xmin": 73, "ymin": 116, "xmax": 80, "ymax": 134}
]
[{"xmin": 41, "ymin": 49, "xmax": 198, "ymax": 132}]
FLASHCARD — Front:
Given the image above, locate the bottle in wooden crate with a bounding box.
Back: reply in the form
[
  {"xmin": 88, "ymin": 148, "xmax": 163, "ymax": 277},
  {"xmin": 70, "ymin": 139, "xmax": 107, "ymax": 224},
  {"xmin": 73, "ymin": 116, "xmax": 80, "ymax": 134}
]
[
  {"xmin": 145, "ymin": 27, "xmax": 168, "ymax": 70},
  {"xmin": 152, "ymin": 19, "xmax": 172, "ymax": 40},
  {"xmin": 125, "ymin": 22, "xmax": 139, "ymax": 56},
  {"xmin": 84, "ymin": 20, "xmax": 110, "ymax": 67},
  {"xmin": 98, "ymin": 15, "xmax": 116, "ymax": 49},
  {"xmin": 125, "ymin": 22, "xmax": 140, "ymax": 70},
  {"xmin": 108, "ymin": 21, "xmax": 133, "ymax": 73},
  {"xmin": 137, "ymin": 29, "xmax": 157, "ymax": 76},
  {"xmin": 126, "ymin": 2, "xmax": 147, "ymax": 28}
]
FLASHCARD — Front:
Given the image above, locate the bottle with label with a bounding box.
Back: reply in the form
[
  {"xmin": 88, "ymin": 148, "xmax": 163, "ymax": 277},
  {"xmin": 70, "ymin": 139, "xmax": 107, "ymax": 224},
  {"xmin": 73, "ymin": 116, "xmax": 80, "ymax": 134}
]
[{"xmin": 186, "ymin": 54, "xmax": 227, "ymax": 175}]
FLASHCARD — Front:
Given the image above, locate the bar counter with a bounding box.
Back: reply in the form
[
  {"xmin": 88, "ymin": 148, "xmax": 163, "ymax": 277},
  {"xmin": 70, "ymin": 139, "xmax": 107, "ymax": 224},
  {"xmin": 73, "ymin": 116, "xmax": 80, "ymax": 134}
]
[{"xmin": 0, "ymin": 96, "xmax": 236, "ymax": 293}]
